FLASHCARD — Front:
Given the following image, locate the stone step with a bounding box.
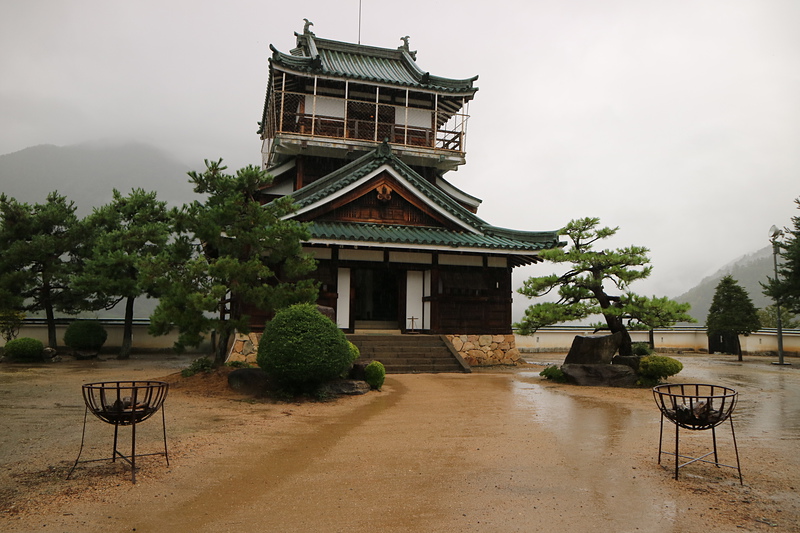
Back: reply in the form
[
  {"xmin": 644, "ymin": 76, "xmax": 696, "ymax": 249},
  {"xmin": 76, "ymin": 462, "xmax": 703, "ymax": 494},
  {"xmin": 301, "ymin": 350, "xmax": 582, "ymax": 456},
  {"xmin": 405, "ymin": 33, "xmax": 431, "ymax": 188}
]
[{"xmin": 347, "ymin": 334, "xmax": 470, "ymax": 374}]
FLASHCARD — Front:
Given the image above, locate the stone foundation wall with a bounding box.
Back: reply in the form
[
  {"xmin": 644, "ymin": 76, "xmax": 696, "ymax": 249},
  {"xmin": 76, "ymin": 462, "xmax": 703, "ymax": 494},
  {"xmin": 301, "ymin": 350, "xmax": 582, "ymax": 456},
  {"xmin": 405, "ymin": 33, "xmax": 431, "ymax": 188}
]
[
  {"xmin": 228, "ymin": 332, "xmax": 261, "ymax": 364},
  {"xmin": 445, "ymin": 334, "xmax": 521, "ymax": 366},
  {"xmin": 229, "ymin": 332, "xmax": 523, "ymax": 368}
]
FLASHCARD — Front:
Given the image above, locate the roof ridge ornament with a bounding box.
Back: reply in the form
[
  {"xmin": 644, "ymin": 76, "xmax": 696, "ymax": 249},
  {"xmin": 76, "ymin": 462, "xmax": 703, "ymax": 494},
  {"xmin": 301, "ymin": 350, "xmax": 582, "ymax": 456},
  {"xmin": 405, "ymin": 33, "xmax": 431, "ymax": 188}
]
[
  {"xmin": 377, "ymin": 140, "xmax": 393, "ymax": 158},
  {"xmin": 303, "ymin": 18, "xmax": 315, "ymax": 35},
  {"xmin": 399, "ymin": 35, "xmax": 417, "ymax": 60}
]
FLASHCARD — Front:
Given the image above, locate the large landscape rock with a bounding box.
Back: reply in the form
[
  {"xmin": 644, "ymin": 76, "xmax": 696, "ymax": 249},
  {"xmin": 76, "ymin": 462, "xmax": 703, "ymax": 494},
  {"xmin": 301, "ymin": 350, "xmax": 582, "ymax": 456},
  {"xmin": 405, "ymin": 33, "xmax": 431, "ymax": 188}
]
[
  {"xmin": 563, "ymin": 333, "xmax": 622, "ymax": 365},
  {"xmin": 561, "ymin": 363, "xmax": 638, "ymax": 387},
  {"xmin": 227, "ymin": 367, "xmax": 271, "ymax": 395},
  {"xmin": 320, "ymin": 379, "xmax": 371, "ymax": 396}
]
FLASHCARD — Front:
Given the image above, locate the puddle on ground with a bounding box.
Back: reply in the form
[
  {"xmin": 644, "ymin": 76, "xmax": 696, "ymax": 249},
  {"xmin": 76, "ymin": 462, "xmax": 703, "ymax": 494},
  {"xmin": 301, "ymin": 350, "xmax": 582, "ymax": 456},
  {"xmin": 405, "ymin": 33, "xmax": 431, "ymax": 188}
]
[
  {"xmin": 515, "ymin": 357, "xmax": 800, "ymax": 442},
  {"xmin": 513, "ymin": 373, "xmax": 651, "ymax": 450}
]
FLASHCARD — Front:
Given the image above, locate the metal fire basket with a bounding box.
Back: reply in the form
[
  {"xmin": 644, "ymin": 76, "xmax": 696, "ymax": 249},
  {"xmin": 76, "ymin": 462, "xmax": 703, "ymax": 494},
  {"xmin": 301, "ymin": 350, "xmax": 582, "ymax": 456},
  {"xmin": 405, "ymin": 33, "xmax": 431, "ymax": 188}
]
[
  {"xmin": 652, "ymin": 383, "xmax": 742, "ymax": 484},
  {"xmin": 67, "ymin": 380, "xmax": 169, "ymax": 483}
]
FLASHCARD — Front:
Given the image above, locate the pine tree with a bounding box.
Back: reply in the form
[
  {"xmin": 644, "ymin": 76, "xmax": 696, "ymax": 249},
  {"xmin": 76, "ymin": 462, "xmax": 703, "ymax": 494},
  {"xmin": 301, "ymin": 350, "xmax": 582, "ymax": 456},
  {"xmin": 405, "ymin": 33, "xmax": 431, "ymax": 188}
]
[
  {"xmin": 73, "ymin": 189, "xmax": 172, "ymax": 359},
  {"xmin": 0, "ymin": 192, "xmax": 82, "ymax": 348},
  {"xmin": 706, "ymin": 275, "xmax": 761, "ymax": 361},
  {"xmin": 145, "ymin": 160, "xmax": 318, "ymax": 365},
  {"xmin": 516, "ymin": 217, "xmax": 692, "ymax": 356},
  {"xmin": 763, "ymin": 197, "xmax": 800, "ymax": 315}
]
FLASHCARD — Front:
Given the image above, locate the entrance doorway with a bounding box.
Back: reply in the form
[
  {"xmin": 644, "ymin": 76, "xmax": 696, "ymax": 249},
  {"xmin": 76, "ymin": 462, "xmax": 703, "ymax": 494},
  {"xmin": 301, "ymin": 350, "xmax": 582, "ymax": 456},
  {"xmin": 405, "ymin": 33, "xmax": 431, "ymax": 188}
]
[{"xmin": 352, "ymin": 268, "xmax": 400, "ymax": 328}]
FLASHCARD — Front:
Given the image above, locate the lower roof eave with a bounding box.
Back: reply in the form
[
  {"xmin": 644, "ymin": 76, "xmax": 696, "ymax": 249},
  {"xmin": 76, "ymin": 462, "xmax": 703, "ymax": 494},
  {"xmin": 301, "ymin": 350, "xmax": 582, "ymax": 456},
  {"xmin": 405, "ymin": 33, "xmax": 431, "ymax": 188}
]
[{"xmin": 304, "ymin": 238, "xmax": 543, "ymax": 265}]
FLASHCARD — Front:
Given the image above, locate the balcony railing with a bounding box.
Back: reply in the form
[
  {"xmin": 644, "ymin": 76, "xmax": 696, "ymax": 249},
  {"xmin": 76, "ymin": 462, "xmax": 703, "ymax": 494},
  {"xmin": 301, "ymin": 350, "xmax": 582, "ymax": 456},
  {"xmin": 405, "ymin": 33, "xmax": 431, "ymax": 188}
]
[{"xmin": 266, "ymin": 91, "xmax": 468, "ymax": 153}]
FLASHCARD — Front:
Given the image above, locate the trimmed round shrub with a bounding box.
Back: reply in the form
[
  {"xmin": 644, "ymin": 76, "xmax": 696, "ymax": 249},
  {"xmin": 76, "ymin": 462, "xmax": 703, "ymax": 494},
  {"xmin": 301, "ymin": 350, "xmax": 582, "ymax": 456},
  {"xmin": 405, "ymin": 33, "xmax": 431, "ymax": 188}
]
[
  {"xmin": 364, "ymin": 360, "xmax": 386, "ymax": 391},
  {"xmin": 257, "ymin": 303, "xmax": 352, "ymax": 391},
  {"xmin": 638, "ymin": 355, "xmax": 683, "ymax": 383},
  {"xmin": 3, "ymin": 337, "xmax": 44, "ymax": 361},
  {"xmin": 347, "ymin": 341, "xmax": 360, "ymax": 364},
  {"xmin": 64, "ymin": 320, "xmax": 108, "ymax": 351}
]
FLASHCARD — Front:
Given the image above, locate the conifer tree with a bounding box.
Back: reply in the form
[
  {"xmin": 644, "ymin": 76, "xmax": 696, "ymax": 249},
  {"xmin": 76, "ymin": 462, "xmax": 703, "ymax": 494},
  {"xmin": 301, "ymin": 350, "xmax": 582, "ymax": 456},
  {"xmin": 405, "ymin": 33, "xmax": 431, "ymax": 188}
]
[
  {"xmin": 516, "ymin": 217, "xmax": 691, "ymax": 356},
  {"xmin": 763, "ymin": 197, "xmax": 800, "ymax": 315},
  {"xmin": 0, "ymin": 192, "xmax": 82, "ymax": 348},
  {"xmin": 145, "ymin": 160, "xmax": 318, "ymax": 365},
  {"xmin": 74, "ymin": 189, "xmax": 172, "ymax": 359},
  {"xmin": 706, "ymin": 275, "xmax": 761, "ymax": 361}
]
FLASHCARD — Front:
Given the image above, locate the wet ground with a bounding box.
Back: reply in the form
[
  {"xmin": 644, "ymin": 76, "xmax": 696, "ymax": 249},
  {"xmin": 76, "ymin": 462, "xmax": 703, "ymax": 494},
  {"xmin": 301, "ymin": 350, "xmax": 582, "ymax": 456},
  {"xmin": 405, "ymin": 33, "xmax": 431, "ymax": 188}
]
[
  {"xmin": 522, "ymin": 352, "xmax": 800, "ymax": 442},
  {"xmin": 1, "ymin": 352, "xmax": 798, "ymax": 532}
]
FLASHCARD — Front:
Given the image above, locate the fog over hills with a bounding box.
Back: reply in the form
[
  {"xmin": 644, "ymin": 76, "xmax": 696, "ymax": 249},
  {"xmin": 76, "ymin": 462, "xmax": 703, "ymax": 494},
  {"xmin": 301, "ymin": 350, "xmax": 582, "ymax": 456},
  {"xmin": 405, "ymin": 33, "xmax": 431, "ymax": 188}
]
[
  {"xmin": 0, "ymin": 142, "xmax": 194, "ymax": 214},
  {"xmin": 0, "ymin": 142, "xmax": 196, "ymax": 319},
  {"xmin": 0, "ymin": 142, "xmax": 784, "ymax": 323},
  {"xmin": 675, "ymin": 246, "xmax": 775, "ymax": 323}
]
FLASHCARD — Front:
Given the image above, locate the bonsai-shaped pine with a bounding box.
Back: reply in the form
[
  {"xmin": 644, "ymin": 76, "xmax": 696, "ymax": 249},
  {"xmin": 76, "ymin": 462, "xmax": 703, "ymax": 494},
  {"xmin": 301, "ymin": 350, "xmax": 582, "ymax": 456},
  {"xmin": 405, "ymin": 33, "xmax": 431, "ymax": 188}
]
[
  {"xmin": 706, "ymin": 275, "xmax": 761, "ymax": 361},
  {"xmin": 516, "ymin": 217, "xmax": 693, "ymax": 356},
  {"xmin": 257, "ymin": 303, "xmax": 353, "ymax": 393}
]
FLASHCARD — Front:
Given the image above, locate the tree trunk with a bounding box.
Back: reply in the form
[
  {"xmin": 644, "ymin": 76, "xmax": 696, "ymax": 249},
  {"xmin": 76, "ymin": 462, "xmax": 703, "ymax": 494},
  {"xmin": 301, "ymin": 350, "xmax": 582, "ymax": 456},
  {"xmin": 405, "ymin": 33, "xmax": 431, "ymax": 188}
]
[
  {"xmin": 736, "ymin": 335, "xmax": 743, "ymax": 362},
  {"xmin": 604, "ymin": 314, "xmax": 632, "ymax": 356},
  {"xmin": 118, "ymin": 295, "xmax": 135, "ymax": 360},
  {"xmin": 42, "ymin": 283, "xmax": 57, "ymax": 349},
  {"xmin": 214, "ymin": 329, "xmax": 230, "ymax": 367},
  {"xmin": 648, "ymin": 329, "xmax": 655, "ymax": 350},
  {"xmin": 617, "ymin": 328, "xmax": 633, "ymax": 356}
]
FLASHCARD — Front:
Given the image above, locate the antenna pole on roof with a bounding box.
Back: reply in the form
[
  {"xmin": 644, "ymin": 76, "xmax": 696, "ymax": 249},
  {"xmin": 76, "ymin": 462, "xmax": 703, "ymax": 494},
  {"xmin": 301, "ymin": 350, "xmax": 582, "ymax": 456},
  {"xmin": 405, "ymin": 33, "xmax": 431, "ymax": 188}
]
[{"xmin": 358, "ymin": 0, "xmax": 362, "ymax": 44}]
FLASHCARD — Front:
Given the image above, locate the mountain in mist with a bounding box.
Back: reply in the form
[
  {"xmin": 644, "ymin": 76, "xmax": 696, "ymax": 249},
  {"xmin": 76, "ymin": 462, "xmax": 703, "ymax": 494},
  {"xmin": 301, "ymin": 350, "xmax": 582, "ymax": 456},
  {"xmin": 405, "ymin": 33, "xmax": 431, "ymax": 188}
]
[
  {"xmin": 0, "ymin": 142, "xmax": 783, "ymax": 323},
  {"xmin": 675, "ymin": 246, "xmax": 776, "ymax": 323},
  {"xmin": 0, "ymin": 141, "xmax": 196, "ymax": 319},
  {"xmin": 0, "ymin": 141, "xmax": 194, "ymax": 214}
]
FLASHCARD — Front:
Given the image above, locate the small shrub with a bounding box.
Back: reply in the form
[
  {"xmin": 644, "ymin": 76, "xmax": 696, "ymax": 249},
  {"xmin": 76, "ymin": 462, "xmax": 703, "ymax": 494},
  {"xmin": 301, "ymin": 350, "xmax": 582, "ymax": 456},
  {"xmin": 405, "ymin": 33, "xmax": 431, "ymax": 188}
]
[
  {"xmin": 0, "ymin": 309, "xmax": 24, "ymax": 342},
  {"xmin": 225, "ymin": 360, "xmax": 251, "ymax": 369},
  {"xmin": 182, "ymin": 356, "xmax": 214, "ymax": 377},
  {"xmin": 632, "ymin": 342, "xmax": 654, "ymax": 356},
  {"xmin": 257, "ymin": 303, "xmax": 353, "ymax": 392},
  {"xmin": 539, "ymin": 365, "xmax": 567, "ymax": 383},
  {"xmin": 347, "ymin": 341, "xmax": 360, "ymax": 364},
  {"xmin": 64, "ymin": 320, "xmax": 108, "ymax": 351},
  {"xmin": 341, "ymin": 341, "xmax": 361, "ymax": 378},
  {"xmin": 637, "ymin": 355, "xmax": 683, "ymax": 386},
  {"xmin": 3, "ymin": 337, "xmax": 44, "ymax": 361},
  {"xmin": 364, "ymin": 361, "xmax": 386, "ymax": 390}
]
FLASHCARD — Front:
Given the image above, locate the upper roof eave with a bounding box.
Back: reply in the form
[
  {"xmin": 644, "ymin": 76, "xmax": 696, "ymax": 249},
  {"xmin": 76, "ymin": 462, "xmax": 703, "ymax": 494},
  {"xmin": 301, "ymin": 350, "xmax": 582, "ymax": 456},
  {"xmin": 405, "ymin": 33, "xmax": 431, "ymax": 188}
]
[{"xmin": 269, "ymin": 33, "xmax": 478, "ymax": 95}]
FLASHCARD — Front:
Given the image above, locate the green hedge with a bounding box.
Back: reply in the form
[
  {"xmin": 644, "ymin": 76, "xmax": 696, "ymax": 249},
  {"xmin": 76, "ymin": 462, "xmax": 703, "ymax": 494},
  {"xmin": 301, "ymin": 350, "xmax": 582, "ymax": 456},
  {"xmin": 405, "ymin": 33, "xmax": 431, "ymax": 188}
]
[
  {"xmin": 3, "ymin": 337, "xmax": 44, "ymax": 361},
  {"xmin": 257, "ymin": 303, "xmax": 353, "ymax": 392},
  {"xmin": 638, "ymin": 355, "xmax": 683, "ymax": 385},
  {"xmin": 64, "ymin": 320, "xmax": 108, "ymax": 351}
]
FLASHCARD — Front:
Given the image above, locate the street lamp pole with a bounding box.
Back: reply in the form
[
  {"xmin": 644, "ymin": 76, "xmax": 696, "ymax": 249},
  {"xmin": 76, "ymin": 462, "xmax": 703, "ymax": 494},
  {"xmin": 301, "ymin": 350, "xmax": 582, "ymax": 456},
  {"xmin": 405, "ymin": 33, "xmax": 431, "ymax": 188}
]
[{"xmin": 769, "ymin": 225, "xmax": 789, "ymax": 366}]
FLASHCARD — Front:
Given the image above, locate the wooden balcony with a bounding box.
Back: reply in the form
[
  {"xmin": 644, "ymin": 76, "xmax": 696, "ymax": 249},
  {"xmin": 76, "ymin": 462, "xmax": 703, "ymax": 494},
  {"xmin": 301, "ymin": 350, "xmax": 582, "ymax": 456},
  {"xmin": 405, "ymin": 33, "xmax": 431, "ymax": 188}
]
[
  {"xmin": 264, "ymin": 91, "xmax": 469, "ymax": 156},
  {"xmin": 273, "ymin": 112, "xmax": 464, "ymax": 152}
]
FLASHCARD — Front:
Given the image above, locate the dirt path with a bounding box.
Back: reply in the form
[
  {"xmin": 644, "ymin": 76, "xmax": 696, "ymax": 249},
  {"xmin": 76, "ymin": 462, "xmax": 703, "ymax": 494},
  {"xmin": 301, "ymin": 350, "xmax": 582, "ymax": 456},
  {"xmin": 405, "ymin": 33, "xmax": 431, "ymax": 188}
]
[{"xmin": 1, "ymin": 353, "xmax": 798, "ymax": 532}]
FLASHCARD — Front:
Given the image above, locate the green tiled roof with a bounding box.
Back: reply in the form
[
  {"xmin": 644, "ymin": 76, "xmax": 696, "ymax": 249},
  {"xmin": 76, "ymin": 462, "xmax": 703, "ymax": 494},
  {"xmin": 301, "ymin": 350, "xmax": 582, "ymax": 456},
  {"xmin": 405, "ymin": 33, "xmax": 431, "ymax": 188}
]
[
  {"xmin": 280, "ymin": 143, "xmax": 562, "ymax": 255},
  {"xmin": 290, "ymin": 143, "xmax": 489, "ymax": 232},
  {"xmin": 309, "ymin": 221, "xmax": 559, "ymax": 253},
  {"xmin": 270, "ymin": 30, "xmax": 478, "ymax": 95}
]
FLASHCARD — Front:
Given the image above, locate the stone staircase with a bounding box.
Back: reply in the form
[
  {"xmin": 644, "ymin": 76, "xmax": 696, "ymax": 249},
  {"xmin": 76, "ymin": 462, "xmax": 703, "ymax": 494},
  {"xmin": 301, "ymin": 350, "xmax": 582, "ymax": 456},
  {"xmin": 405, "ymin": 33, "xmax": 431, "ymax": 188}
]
[{"xmin": 347, "ymin": 334, "xmax": 470, "ymax": 374}]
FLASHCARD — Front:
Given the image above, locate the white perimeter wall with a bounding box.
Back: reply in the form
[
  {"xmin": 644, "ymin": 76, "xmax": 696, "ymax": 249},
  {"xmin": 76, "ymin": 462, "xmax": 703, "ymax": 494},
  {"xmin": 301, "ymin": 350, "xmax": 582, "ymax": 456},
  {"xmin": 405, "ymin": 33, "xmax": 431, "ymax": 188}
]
[{"xmin": 516, "ymin": 326, "xmax": 800, "ymax": 356}]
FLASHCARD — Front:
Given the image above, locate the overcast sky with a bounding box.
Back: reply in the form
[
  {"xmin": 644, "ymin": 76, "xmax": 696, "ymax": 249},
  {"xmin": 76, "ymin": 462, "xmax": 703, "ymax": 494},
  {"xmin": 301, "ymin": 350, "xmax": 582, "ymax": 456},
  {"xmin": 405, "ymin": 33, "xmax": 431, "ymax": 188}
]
[{"xmin": 1, "ymin": 0, "xmax": 798, "ymax": 304}]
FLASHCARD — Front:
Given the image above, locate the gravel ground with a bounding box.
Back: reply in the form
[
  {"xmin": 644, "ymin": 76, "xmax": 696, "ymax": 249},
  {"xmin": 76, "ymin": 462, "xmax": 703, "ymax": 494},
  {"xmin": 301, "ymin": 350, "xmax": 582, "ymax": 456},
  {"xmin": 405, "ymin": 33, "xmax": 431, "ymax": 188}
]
[{"xmin": 0, "ymin": 352, "xmax": 798, "ymax": 532}]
